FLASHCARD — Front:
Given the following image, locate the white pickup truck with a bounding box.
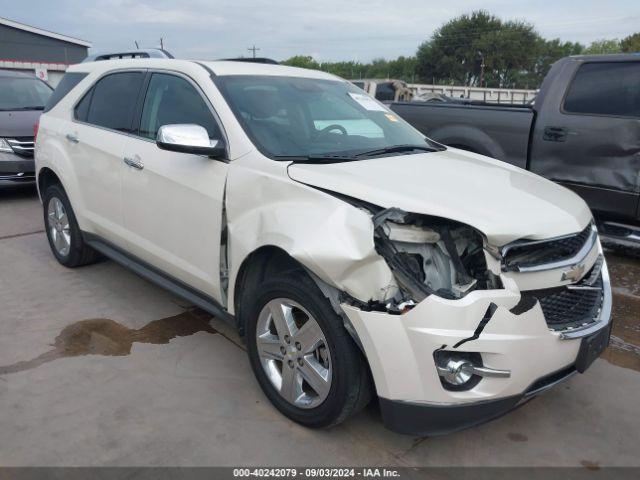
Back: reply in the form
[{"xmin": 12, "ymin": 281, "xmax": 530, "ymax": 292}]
[{"xmin": 35, "ymin": 58, "xmax": 611, "ymax": 435}]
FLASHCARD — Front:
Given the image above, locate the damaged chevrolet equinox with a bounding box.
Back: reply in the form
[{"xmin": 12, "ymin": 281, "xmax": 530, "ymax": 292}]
[{"xmin": 35, "ymin": 59, "xmax": 612, "ymax": 435}]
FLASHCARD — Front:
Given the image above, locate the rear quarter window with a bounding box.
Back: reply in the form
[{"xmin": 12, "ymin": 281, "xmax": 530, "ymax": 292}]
[
  {"xmin": 563, "ymin": 62, "xmax": 640, "ymax": 118},
  {"xmin": 44, "ymin": 72, "xmax": 88, "ymax": 113}
]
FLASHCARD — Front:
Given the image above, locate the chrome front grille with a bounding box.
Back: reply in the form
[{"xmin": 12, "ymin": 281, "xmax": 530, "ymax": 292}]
[
  {"xmin": 529, "ymin": 257, "xmax": 605, "ymax": 332},
  {"xmin": 6, "ymin": 137, "xmax": 35, "ymax": 157},
  {"xmin": 501, "ymin": 223, "xmax": 597, "ymax": 272}
]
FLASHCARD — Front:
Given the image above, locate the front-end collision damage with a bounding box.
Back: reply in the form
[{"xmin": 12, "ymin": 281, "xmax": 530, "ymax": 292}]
[
  {"xmin": 225, "ymin": 158, "xmax": 400, "ymax": 317},
  {"xmin": 364, "ymin": 207, "xmax": 503, "ymax": 313}
]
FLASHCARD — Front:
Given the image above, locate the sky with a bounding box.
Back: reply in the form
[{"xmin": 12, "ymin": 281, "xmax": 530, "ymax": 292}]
[{"xmin": 2, "ymin": 0, "xmax": 639, "ymax": 62}]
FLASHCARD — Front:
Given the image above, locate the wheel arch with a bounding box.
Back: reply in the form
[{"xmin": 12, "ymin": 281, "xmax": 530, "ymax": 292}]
[
  {"xmin": 232, "ymin": 245, "xmax": 308, "ymax": 336},
  {"xmin": 37, "ymin": 167, "xmax": 63, "ymax": 199}
]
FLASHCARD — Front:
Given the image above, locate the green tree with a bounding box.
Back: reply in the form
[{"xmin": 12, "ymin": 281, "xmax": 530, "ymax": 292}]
[
  {"xmin": 281, "ymin": 56, "xmax": 418, "ymax": 82},
  {"xmin": 584, "ymin": 39, "xmax": 621, "ymax": 54},
  {"xmin": 517, "ymin": 38, "xmax": 583, "ymax": 88},
  {"xmin": 281, "ymin": 55, "xmax": 320, "ymax": 70},
  {"xmin": 620, "ymin": 33, "xmax": 640, "ymax": 53},
  {"xmin": 416, "ymin": 11, "xmax": 541, "ymax": 88}
]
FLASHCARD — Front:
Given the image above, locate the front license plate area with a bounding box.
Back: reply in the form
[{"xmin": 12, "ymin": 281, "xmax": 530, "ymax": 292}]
[{"xmin": 576, "ymin": 323, "xmax": 612, "ymax": 373}]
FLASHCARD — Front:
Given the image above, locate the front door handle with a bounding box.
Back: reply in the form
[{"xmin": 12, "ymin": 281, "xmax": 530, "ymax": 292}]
[
  {"xmin": 65, "ymin": 133, "xmax": 79, "ymax": 144},
  {"xmin": 123, "ymin": 156, "xmax": 144, "ymax": 170}
]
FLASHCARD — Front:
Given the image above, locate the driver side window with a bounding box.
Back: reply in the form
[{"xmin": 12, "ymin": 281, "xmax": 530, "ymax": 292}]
[{"xmin": 138, "ymin": 73, "xmax": 221, "ymax": 141}]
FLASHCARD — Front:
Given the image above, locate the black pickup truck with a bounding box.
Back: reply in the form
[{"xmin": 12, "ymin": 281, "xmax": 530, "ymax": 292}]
[{"xmin": 390, "ymin": 54, "xmax": 640, "ymax": 248}]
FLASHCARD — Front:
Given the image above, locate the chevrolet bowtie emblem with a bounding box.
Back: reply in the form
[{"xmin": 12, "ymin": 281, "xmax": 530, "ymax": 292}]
[{"xmin": 562, "ymin": 263, "xmax": 586, "ymax": 282}]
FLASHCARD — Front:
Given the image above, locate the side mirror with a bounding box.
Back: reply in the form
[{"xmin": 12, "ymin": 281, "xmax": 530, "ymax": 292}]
[{"xmin": 156, "ymin": 124, "xmax": 226, "ymax": 159}]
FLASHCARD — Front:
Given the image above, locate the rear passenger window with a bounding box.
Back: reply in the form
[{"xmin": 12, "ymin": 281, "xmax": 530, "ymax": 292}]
[
  {"xmin": 138, "ymin": 73, "xmax": 220, "ymax": 140},
  {"xmin": 44, "ymin": 72, "xmax": 87, "ymax": 113},
  {"xmin": 84, "ymin": 72, "xmax": 144, "ymax": 132},
  {"xmin": 563, "ymin": 62, "xmax": 640, "ymax": 117}
]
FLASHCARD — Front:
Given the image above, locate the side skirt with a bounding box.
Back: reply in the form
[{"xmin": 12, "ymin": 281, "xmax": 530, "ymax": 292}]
[{"xmin": 83, "ymin": 232, "xmax": 236, "ymax": 326}]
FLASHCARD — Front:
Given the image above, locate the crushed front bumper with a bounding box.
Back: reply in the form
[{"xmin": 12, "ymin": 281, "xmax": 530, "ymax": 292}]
[{"xmin": 341, "ymin": 261, "xmax": 612, "ymax": 436}]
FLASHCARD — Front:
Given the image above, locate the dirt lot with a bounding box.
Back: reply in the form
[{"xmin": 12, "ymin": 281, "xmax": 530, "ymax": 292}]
[{"xmin": 1, "ymin": 185, "xmax": 639, "ymax": 467}]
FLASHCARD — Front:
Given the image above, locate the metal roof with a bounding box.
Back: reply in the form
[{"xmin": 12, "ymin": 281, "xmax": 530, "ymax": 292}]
[{"xmin": 0, "ymin": 16, "xmax": 92, "ymax": 48}]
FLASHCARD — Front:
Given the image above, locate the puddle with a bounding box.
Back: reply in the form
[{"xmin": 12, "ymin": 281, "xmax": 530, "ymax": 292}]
[
  {"xmin": 606, "ymin": 251, "xmax": 640, "ymax": 297},
  {"xmin": 580, "ymin": 460, "xmax": 600, "ymax": 471},
  {"xmin": 0, "ymin": 309, "xmax": 217, "ymax": 375},
  {"xmin": 603, "ymin": 251, "xmax": 640, "ymax": 372},
  {"xmin": 602, "ymin": 293, "xmax": 640, "ymax": 372},
  {"xmin": 507, "ymin": 432, "xmax": 528, "ymax": 442}
]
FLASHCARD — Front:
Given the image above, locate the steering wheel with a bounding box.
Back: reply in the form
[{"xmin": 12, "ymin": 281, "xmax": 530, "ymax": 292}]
[{"xmin": 313, "ymin": 124, "xmax": 348, "ymax": 142}]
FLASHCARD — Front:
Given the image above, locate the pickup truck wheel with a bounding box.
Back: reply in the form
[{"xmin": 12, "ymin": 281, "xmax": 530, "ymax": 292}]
[
  {"xmin": 43, "ymin": 184, "xmax": 99, "ymax": 267},
  {"xmin": 246, "ymin": 272, "xmax": 371, "ymax": 428}
]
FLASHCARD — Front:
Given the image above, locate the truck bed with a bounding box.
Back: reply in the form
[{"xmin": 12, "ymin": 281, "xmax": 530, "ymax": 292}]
[{"xmin": 390, "ymin": 101, "xmax": 535, "ymax": 170}]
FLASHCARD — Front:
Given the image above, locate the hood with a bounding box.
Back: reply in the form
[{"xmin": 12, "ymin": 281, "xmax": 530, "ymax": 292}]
[
  {"xmin": 287, "ymin": 148, "xmax": 592, "ymax": 246},
  {"xmin": 0, "ymin": 110, "xmax": 41, "ymax": 138}
]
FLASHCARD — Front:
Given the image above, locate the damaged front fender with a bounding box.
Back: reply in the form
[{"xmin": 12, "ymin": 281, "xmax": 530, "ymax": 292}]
[{"xmin": 225, "ymin": 156, "xmax": 397, "ymax": 314}]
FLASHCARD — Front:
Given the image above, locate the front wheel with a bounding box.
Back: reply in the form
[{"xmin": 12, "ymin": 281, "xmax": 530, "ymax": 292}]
[
  {"xmin": 246, "ymin": 272, "xmax": 371, "ymax": 428},
  {"xmin": 43, "ymin": 184, "xmax": 99, "ymax": 267}
]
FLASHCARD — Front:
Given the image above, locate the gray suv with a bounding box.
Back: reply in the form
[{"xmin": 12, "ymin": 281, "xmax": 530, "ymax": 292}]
[{"xmin": 0, "ymin": 70, "xmax": 52, "ymax": 186}]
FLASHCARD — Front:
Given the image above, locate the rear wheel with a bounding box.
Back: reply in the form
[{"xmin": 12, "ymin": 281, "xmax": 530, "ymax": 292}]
[
  {"xmin": 43, "ymin": 184, "xmax": 99, "ymax": 267},
  {"xmin": 246, "ymin": 272, "xmax": 371, "ymax": 428}
]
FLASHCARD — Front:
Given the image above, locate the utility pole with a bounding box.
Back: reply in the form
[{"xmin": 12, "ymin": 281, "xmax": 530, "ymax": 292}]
[
  {"xmin": 478, "ymin": 50, "xmax": 485, "ymax": 88},
  {"xmin": 248, "ymin": 45, "xmax": 260, "ymax": 58}
]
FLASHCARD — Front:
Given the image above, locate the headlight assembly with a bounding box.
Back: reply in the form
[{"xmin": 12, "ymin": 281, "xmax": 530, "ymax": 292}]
[{"xmin": 373, "ymin": 208, "xmax": 501, "ymax": 303}]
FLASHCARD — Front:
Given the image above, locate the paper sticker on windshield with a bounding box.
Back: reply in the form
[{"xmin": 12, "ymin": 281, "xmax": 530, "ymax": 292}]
[{"xmin": 348, "ymin": 92, "xmax": 388, "ymax": 112}]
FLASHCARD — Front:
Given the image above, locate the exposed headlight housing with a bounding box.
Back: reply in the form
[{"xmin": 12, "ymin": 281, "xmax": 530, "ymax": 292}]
[{"xmin": 373, "ymin": 208, "xmax": 501, "ymax": 304}]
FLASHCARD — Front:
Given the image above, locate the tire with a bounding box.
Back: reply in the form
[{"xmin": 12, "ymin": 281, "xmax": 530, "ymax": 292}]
[
  {"xmin": 246, "ymin": 271, "xmax": 371, "ymax": 428},
  {"xmin": 42, "ymin": 184, "xmax": 99, "ymax": 267}
]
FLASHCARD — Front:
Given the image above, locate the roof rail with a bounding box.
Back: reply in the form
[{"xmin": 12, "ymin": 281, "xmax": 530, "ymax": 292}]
[
  {"xmin": 82, "ymin": 48, "xmax": 174, "ymax": 63},
  {"xmin": 222, "ymin": 57, "xmax": 279, "ymax": 65}
]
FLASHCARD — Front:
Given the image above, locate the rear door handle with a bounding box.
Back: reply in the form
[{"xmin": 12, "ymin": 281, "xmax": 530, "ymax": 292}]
[
  {"xmin": 123, "ymin": 156, "xmax": 144, "ymax": 170},
  {"xmin": 65, "ymin": 133, "xmax": 79, "ymax": 144},
  {"xmin": 543, "ymin": 126, "xmax": 567, "ymax": 142}
]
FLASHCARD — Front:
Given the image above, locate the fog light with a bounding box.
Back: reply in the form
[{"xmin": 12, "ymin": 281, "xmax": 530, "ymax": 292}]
[
  {"xmin": 434, "ymin": 351, "xmax": 510, "ymax": 391},
  {"xmin": 438, "ymin": 359, "xmax": 474, "ymax": 386}
]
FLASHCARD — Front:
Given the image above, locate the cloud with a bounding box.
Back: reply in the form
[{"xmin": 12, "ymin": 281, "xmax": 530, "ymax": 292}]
[
  {"xmin": 3, "ymin": 0, "xmax": 640, "ymax": 61},
  {"xmin": 82, "ymin": 1, "xmax": 224, "ymax": 26}
]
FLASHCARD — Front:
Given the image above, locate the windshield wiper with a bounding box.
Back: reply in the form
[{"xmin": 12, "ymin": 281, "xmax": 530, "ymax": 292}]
[
  {"xmin": 274, "ymin": 154, "xmax": 358, "ymax": 164},
  {"xmin": 353, "ymin": 144, "xmax": 442, "ymax": 158},
  {"xmin": 273, "ymin": 144, "xmax": 444, "ymax": 163}
]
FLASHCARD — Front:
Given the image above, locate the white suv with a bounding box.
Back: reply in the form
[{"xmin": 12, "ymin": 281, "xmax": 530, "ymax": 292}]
[{"xmin": 35, "ymin": 58, "xmax": 612, "ymax": 435}]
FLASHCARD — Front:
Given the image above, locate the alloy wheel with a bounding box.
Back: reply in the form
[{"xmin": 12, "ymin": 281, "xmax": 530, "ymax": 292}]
[
  {"xmin": 256, "ymin": 298, "xmax": 332, "ymax": 409},
  {"xmin": 47, "ymin": 197, "xmax": 71, "ymax": 257}
]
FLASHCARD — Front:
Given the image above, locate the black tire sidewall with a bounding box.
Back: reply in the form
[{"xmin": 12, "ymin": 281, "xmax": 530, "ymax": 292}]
[
  {"xmin": 246, "ymin": 274, "xmax": 362, "ymax": 428},
  {"xmin": 42, "ymin": 185, "xmax": 83, "ymax": 266}
]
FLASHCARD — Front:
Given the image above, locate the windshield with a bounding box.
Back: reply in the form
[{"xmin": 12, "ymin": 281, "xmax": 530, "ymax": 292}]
[
  {"xmin": 0, "ymin": 77, "xmax": 52, "ymax": 111},
  {"xmin": 215, "ymin": 75, "xmax": 435, "ymax": 160}
]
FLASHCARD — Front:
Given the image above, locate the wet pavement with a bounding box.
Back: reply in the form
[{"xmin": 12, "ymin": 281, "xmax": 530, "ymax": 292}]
[
  {"xmin": 603, "ymin": 252, "xmax": 640, "ymax": 372},
  {"xmin": 0, "ymin": 185, "xmax": 639, "ymax": 467}
]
